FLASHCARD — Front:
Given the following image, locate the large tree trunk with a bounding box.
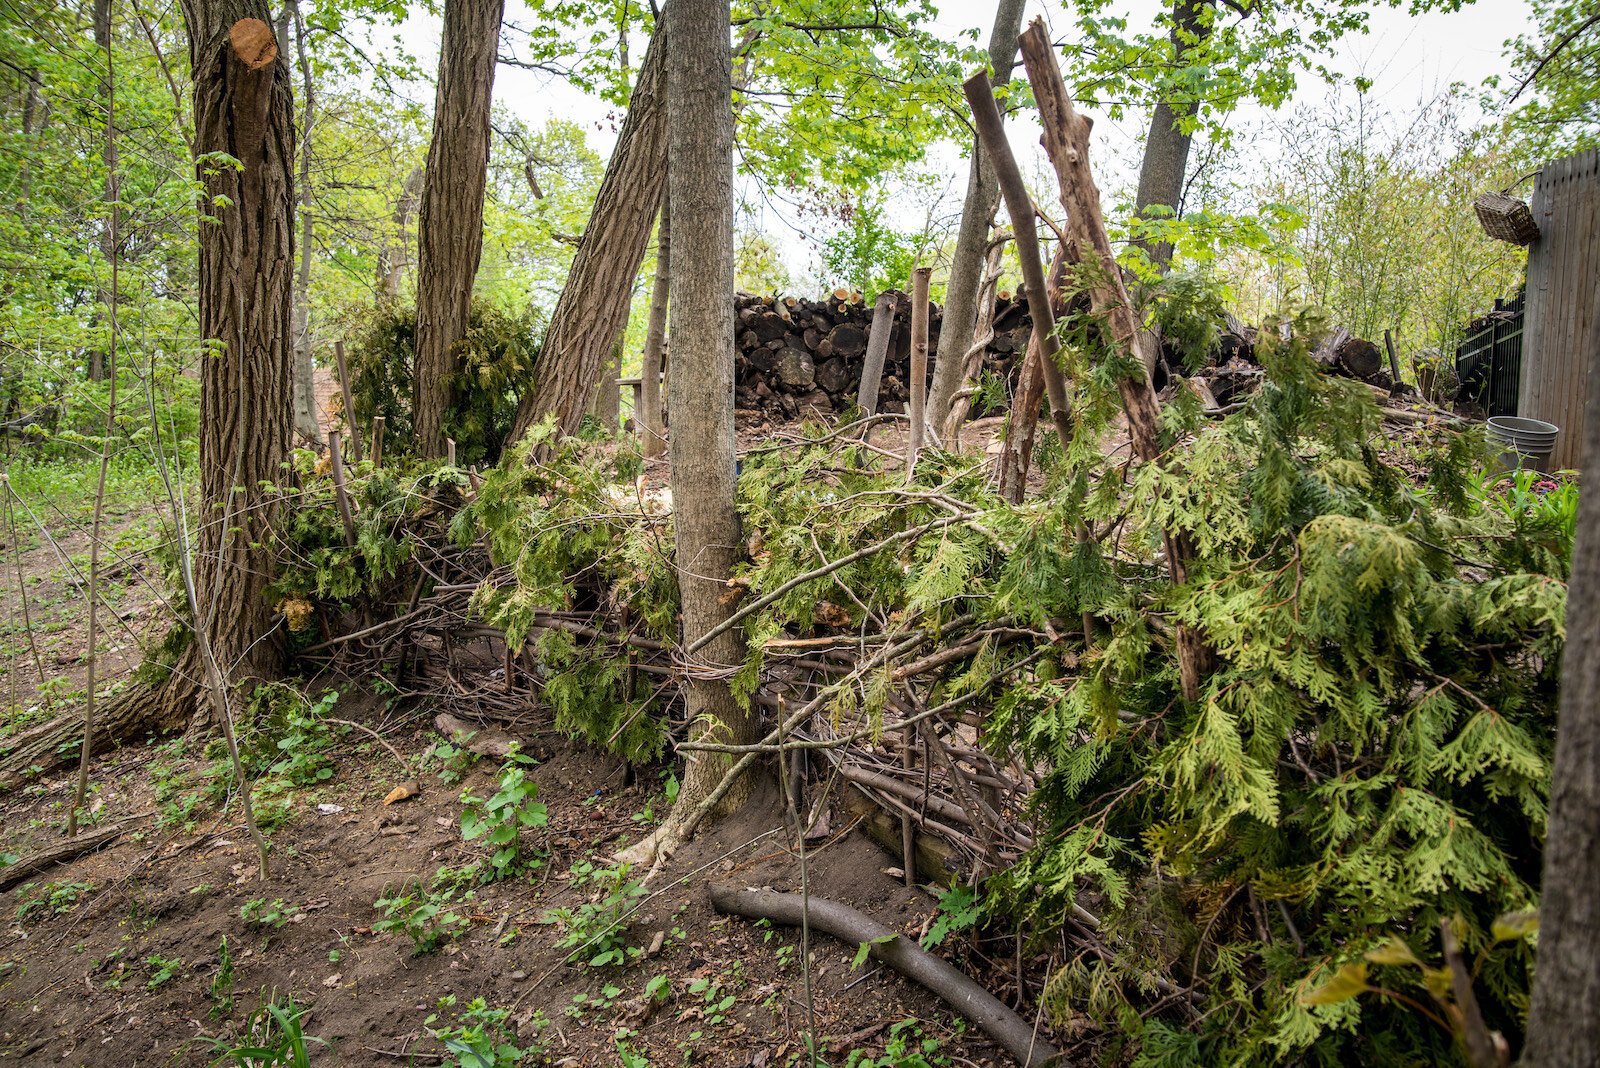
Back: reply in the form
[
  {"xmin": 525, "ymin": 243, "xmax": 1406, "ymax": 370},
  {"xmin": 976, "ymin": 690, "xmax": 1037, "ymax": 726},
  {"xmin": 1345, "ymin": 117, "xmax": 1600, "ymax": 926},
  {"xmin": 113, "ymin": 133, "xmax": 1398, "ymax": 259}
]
[
  {"xmin": 1523, "ymin": 311, "xmax": 1600, "ymax": 1064},
  {"xmin": 639, "ymin": 190, "xmax": 670, "ymax": 460},
  {"xmin": 923, "ymin": 0, "xmax": 1026, "ymax": 432},
  {"xmin": 173, "ymin": 7, "xmax": 296, "ymax": 726},
  {"xmin": 506, "ymin": 32, "xmax": 667, "ymax": 449},
  {"xmin": 411, "ymin": 0, "xmax": 503, "ymax": 458},
  {"xmin": 623, "ymin": 0, "xmax": 748, "ymax": 864},
  {"xmin": 1129, "ymin": 0, "xmax": 1213, "ymax": 274},
  {"xmin": 289, "ymin": 0, "xmax": 319, "ymax": 441}
]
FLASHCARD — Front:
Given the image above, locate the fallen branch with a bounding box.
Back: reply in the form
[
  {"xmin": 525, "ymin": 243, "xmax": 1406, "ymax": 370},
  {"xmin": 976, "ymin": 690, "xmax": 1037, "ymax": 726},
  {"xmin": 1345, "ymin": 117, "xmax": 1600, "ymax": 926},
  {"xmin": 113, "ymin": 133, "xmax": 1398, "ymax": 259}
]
[
  {"xmin": 709, "ymin": 885, "xmax": 1064, "ymax": 1067},
  {"xmin": 0, "ymin": 815, "xmax": 148, "ymax": 892}
]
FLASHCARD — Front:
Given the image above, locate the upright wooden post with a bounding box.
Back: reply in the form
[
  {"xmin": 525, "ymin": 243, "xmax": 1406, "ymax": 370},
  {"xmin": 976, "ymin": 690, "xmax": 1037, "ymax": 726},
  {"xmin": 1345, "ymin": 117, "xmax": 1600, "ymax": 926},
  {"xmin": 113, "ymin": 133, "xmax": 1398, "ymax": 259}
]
[
  {"xmin": 370, "ymin": 415, "xmax": 385, "ymax": 469},
  {"xmin": 1017, "ymin": 18, "xmax": 1215, "ymax": 701},
  {"xmin": 857, "ymin": 291, "xmax": 899, "ymax": 426},
  {"xmin": 446, "ymin": 437, "xmax": 456, "ymax": 466},
  {"xmin": 907, "ymin": 266, "xmax": 933, "ymax": 473},
  {"xmin": 333, "ymin": 340, "xmax": 361, "ymax": 462},
  {"xmin": 327, "ymin": 430, "xmax": 357, "ymax": 547}
]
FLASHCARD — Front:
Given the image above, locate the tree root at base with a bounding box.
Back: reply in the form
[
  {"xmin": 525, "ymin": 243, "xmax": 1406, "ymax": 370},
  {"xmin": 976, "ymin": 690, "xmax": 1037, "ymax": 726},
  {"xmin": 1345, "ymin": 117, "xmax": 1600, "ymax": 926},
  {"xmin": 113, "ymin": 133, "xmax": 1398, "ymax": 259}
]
[{"xmin": 709, "ymin": 884, "xmax": 1064, "ymax": 1067}]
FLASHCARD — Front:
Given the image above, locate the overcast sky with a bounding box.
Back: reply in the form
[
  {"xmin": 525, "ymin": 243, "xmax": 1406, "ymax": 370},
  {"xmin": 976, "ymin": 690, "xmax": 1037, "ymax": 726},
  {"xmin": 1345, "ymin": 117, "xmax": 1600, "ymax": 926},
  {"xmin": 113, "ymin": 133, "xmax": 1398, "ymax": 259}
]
[{"xmin": 399, "ymin": 0, "xmax": 1536, "ymax": 282}]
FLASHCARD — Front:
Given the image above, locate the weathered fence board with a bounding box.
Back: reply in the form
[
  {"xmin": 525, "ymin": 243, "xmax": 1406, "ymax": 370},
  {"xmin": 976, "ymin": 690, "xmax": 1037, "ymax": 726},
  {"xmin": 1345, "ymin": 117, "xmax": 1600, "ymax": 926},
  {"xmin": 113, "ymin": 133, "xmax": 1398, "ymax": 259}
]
[{"xmin": 1520, "ymin": 149, "xmax": 1600, "ymax": 471}]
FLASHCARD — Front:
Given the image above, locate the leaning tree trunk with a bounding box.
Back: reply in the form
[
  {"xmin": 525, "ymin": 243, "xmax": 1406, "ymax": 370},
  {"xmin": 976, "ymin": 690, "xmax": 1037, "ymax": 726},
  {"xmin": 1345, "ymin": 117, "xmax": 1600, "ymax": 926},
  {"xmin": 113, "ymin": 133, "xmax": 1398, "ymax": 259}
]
[
  {"xmin": 289, "ymin": 0, "xmax": 319, "ymax": 441},
  {"xmin": 378, "ymin": 166, "xmax": 424, "ymax": 303},
  {"xmin": 621, "ymin": 0, "xmax": 748, "ymax": 865},
  {"xmin": 1523, "ymin": 311, "xmax": 1600, "ymax": 1064},
  {"xmin": 0, "ymin": 2, "xmax": 298, "ymax": 785},
  {"xmin": 1129, "ymin": 0, "xmax": 1214, "ymax": 274},
  {"xmin": 506, "ymin": 31, "xmax": 667, "ymax": 449},
  {"xmin": 924, "ymin": 0, "xmax": 1026, "ymax": 432},
  {"xmin": 411, "ymin": 0, "xmax": 503, "ymax": 458}
]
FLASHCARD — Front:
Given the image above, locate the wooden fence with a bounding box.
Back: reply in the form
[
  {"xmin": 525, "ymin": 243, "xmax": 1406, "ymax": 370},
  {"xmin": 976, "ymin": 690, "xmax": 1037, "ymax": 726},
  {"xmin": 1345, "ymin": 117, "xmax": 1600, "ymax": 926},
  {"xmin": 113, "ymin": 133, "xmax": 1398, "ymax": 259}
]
[{"xmin": 1519, "ymin": 149, "xmax": 1600, "ymax": 471}]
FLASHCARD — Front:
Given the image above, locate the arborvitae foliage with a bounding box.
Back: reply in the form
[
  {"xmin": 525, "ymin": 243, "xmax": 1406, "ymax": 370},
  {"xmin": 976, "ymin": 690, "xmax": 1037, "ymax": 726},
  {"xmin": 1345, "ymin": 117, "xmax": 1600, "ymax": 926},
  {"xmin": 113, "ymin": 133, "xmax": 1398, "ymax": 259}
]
[
  {"xmin": 346, "ymin": 301, "xmax": 542, "ymax": 465},
  {"xmin": 987, "ymin": 310, "xmax": 1566, "ymax": 1064}
]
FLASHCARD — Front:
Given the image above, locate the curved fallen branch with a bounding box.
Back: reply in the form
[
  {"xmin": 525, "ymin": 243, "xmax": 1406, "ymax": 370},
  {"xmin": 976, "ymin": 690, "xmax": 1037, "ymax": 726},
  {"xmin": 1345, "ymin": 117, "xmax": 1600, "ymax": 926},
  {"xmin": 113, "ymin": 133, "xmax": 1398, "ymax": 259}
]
[
  {"xmin": 708, "ymin": 884, "xmax": 1064, "ymax": 1067},
  {"xmin": 0, "ymin": 814, "xmax": 149, "ymax": 892}
]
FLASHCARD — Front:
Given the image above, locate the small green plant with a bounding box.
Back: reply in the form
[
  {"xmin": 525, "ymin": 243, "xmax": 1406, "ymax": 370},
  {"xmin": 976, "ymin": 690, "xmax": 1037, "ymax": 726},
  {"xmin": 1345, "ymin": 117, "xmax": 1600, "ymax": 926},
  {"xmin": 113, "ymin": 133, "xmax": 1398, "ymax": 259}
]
[
  {"xmin": 146, "ymin": 953, "xmax": 185, "ymax": 990},
  {"xmin": 14, "ymin": 878, "xmax": 93, "ymax": 920},
  {"xmin": 242, "ymin": 685, "xmax": 344, "ymax": 786},
  {"xmin": 460, "ymin": 751, "xmax": 548, "ymax": 881},
  {"xmin": 373, "ymin": 881, "xmax": 470, "ymax": 955},
  {"xmin": 211, "ymin": 936, "xmax": 236, "ymax": 1018},
  {"xmin": 565, "ymin": 982, "xmax": 625, "ymax": 1020},
  {"xmin": 197, "ymin": 991, "xmax": 324, "ymax": 1067},
  {"xmin": 843, "ymin": 1019, "xmax": 953, "ymax": 1068},
  {"xmin": 685, "ymin": 976, "xmax": 735, "ymax": 1027},
  {"xmin": 239, "ymin": 898, "xmax": 299, "ymax": 930},
  {"xmin": 429, "ymin": 738, "xmax": 480, "ymax": 785},
  {"xmin": 426, "ymin": 995, "xmax": 530, "ymax": 1066},
  {"xmin": 542, "ymin": 861, "xmax": 646, "ymax": 967},
  {"xmin": 920, "ymin": 883, "xmax": 980, "ymax": 950}
]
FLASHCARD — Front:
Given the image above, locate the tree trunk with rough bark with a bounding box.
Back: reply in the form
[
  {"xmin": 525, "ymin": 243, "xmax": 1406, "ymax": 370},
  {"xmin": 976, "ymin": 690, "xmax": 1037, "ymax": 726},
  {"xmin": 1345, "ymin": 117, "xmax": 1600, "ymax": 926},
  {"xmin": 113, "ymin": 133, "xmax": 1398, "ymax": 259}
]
[
  {"xmin": 623, "ymin": 0, "xmax": 748, "ymax": 865},
  {"xmin": 289, "ymin": 0, "xmax": 319, "ymax": 441},
  {"xmin": 924, "ymin": 0, "xmax": 1026, "ymax": 430},
  {"xmin": 1, "ymin": 2, "xmax": 299, "ymax": 784},
  {"xmin": 1523, "ymin": 311, "xmax": 1600, "ymax": 1065},
  {"xmin": 1129, "ymin": 0, "xmax": 1213, "ymax": 274},
  {"xmin": 640, "ymin": 190, "xmax": 670, "ymax": 459},
  {"xmin": 507, "ymin": 31, "xmax": 667, "ymax": 448},
  {"xmin": 412, "ymin": 0, "xmax": 503, "ymax": 458}
]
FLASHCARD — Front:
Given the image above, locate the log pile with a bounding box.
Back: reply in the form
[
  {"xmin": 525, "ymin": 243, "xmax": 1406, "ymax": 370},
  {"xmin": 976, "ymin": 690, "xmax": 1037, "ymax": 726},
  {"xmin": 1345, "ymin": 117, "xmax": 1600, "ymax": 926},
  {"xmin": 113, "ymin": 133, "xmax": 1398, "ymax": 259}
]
[
  {"xmin": 732, "ymin": 290, "xmax": 1035, "ymax": 421},
  {"xmin": 1169, "ymin": 317, "xmax": 1416, "ymax": 411}
]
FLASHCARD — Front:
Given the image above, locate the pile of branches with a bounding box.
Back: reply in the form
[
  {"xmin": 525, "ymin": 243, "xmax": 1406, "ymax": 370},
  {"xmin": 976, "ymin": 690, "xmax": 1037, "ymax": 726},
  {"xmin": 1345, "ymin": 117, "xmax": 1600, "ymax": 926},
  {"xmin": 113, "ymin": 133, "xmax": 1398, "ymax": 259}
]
[{"xmin": 277, "ymin": 314, "xmax": 1568, "ymax": 1065}]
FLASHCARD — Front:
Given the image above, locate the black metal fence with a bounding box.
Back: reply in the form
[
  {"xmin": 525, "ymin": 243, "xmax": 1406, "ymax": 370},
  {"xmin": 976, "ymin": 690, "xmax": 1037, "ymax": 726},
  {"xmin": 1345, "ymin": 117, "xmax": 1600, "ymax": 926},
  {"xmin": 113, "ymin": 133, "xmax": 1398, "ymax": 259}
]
[{"xmin": 1455, "ymin": 293, "xmax": 1525, "ymax": 417}]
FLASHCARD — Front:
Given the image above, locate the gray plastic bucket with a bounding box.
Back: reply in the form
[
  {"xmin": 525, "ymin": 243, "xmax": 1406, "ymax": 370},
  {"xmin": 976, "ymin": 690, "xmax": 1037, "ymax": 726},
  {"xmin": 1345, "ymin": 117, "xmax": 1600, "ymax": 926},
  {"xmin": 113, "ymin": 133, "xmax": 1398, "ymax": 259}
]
[{"xmin": 1486, "ymin": 416, "xmax": 1559, "ymax": 473}]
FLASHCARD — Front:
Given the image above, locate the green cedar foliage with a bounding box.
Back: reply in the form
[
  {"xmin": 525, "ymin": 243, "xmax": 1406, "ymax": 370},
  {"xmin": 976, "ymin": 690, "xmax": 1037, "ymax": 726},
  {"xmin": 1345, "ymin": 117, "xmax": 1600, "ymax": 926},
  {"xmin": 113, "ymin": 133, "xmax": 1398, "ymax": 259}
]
[{"xmin": 986, "ymin": 309, "xmax": 1565, "ymax": 1064}]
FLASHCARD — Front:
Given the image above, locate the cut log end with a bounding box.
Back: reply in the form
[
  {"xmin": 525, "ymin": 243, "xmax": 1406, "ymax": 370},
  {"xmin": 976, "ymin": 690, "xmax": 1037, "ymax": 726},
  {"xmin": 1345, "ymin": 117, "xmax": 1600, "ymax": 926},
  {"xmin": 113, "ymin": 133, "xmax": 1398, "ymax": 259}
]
[{"xmin": 229, "ymin": 18, "xmax": 278, "ymax": 70}]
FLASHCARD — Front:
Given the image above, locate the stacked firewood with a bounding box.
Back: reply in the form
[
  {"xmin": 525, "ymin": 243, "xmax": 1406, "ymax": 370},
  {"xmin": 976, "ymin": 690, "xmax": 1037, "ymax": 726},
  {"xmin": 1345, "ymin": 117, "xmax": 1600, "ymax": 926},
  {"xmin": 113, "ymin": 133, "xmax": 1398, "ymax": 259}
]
[
  {"xmin": 733, "ymin": 290, "xmax": 1036, "ymax": 420},
  {"xmin": 1166, "ymin": 317, "xmax": 1413, "ymax": 410}
]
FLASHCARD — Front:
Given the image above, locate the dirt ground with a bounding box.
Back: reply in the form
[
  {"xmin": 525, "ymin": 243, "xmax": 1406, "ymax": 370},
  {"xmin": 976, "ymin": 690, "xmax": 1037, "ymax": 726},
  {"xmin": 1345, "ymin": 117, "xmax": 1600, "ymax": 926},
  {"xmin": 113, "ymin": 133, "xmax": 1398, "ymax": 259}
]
[{"xmin": 0, "ymin": 687, "xmax": 1036, "ymax": 1067}]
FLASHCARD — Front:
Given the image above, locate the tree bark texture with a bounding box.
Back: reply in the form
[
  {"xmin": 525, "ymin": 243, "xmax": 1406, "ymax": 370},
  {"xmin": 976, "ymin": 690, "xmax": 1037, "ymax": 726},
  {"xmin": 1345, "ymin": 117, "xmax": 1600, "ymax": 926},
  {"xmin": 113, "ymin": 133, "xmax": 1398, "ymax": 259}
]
[
  {"xmin": 411, "ymin": 0, "xmax": 503, "ymax": 458},
  {"xmin": 1130, "ymin": 0, "xmax": 1213, "ymax": 273},
  {"xmin": 665, "ymin": 0, "xmax": 754, "ymax": 819},
  {"xmin": 926, "ymin": 0, "xmax": 1027, "ymax": 429},
  {"xmin": 177, "ymin": 4, "xmax": 295, "ymax": 721},
  {"xmin": 1523, "ymin": 310, "xmax": 1600, "ymax": 1064},
  {"xmin": 507, "ymin": 31, "xmax": 667, "ymax": 448},
  {"xmin": 289, "ymin": 0, "xmax": 319, "ymax": 441},
  {"xmin": 1018, "ymin": 18, "xmax": 1214, "ymax": 701},
  {"xmin": 640, "ymin": 190, "xmax": 670, "ymax": 459}
]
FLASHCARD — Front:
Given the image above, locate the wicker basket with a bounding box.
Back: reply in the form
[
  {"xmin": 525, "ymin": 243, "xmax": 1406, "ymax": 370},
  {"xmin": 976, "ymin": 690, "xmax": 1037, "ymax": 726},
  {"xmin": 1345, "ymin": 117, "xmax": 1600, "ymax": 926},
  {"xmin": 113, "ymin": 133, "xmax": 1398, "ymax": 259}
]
[{"xmin": 1474, "ymin": 191, "xmax": 1540, "ymax": 245}]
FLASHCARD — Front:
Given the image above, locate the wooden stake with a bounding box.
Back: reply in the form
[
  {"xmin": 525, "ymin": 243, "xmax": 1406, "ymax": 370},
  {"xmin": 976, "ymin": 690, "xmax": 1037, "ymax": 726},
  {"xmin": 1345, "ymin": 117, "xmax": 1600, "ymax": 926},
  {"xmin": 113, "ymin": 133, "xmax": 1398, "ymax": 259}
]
[
  {"xmin": 370, "ymin": 415, "xmax": 385, "ymax": 469},
  {"xmin": 446, "ymin": 437, "xmax": 456, "ymax": 466},
  {"xmin": 334, "ymin": 340, "xmax": 362, "ymax": 462},
  {"xmin": 900, "ymin": 731, "xmax": 917, "ymax": 887},
  {"xmin": 857, "ymin": 291, "xmax": 899, "ymax": 427},
  {"xmin": 328, "ymin": 430, "xmax": 357, "ymax": 547},
  {"xmin": 1016, "ymin": 18, "xmax": 1215, "ymax": 701},
  {"xmin": 907, "ymin": 266, "xmax": 933, "ymax": 474}
]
